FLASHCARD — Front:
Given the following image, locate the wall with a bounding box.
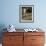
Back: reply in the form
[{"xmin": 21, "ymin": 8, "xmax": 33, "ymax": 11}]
[
  {"xmin": 0, "ymin": 0, "xmax": 46, "ymax": 44},
  {"xmin": 0, "ymin": 0, "xmax": 46, "ymax": 29}
]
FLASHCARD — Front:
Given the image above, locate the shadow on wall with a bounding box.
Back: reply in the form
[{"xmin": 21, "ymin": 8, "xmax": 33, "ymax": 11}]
[{"xmin": 0, "ymin": 24, "xmax": 7, "ymax": 43}]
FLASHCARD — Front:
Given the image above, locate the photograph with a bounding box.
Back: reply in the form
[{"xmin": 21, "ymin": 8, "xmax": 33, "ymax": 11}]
[{"xmin": 19, "ymin": 5, "xmax": 34, "ymax": 23}]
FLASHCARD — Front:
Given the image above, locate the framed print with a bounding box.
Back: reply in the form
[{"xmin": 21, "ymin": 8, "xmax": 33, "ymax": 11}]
[{"xmin": 19, "ymin": 5, "xmax": 34, "ymax": 23}]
